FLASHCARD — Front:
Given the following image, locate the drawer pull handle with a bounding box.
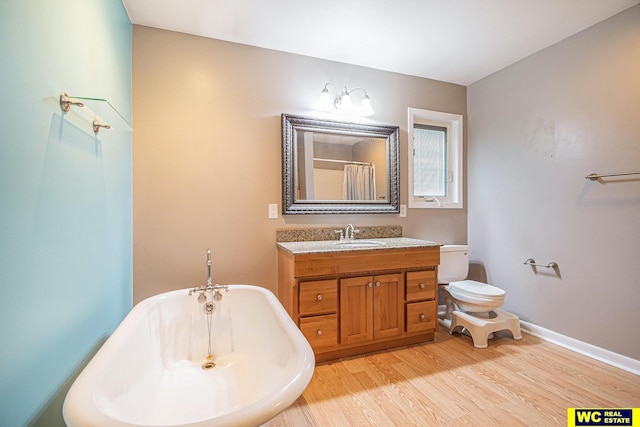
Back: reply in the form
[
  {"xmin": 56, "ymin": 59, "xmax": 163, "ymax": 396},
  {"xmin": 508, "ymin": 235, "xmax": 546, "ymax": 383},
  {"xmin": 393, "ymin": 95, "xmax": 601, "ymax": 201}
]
[
  {"xmin": 375, "ymin": 281, "xmax": 381, "ymax": 287},
  {"xmin": 317, "ymin": 294, "xmax": 323, "ymax": 301},
  {"xmin": 420, "ymin": 314, "xmax": 426, "ymax": 321},
  {"xmin": 419, "ymin": 283, "xmax": 426, "ymax": 289},
  {"xmin": 317, "ymin": 329, "xmax": 323, "ymax": 336},
  {"xmin": 368, "ymin": 282, "xmax": 373, "ymax": 288}
]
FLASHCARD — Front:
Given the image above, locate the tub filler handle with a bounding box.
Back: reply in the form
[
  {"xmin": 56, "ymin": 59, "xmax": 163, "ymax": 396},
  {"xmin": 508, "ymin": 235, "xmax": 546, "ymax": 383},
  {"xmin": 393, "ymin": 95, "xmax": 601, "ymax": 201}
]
[{"xmin": 188, "ymin": 283, "xmax": 229, "ymax": 297}]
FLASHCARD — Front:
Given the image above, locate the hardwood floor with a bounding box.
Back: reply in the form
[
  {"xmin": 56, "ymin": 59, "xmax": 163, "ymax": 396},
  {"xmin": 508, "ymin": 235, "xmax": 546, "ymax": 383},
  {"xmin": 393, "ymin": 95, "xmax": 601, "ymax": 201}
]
[{"xmin": 272, "ymin": 330, "xmax": 640, "ymax": 426}]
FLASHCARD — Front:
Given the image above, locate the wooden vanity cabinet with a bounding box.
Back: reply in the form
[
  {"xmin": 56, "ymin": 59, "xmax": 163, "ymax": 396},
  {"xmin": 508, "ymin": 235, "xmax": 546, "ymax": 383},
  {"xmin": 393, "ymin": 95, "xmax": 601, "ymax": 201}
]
[
  {"xmin": 278, "ymin": 244, "xmax": 439, "ymax": 362},
  {"xmin": 340, "ymin": 273, "xmax": 404, "ymax": 344}
]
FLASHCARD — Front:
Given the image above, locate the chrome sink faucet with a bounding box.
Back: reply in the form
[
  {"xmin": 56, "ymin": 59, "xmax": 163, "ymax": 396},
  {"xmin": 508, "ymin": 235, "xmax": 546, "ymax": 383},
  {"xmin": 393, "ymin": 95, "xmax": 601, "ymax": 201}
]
[
  {"xmin": 334, "ymin": 224, "xmax": 360, "ymax": 241},
  {"xmin": 344, "ymin": 224, "xmax": 360, "ymax": 241}
]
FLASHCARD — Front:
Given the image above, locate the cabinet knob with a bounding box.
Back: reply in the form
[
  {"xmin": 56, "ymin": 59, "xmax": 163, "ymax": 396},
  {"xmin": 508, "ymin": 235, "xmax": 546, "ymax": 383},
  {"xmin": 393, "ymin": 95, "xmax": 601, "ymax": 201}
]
[
  {"xmin": 368, "ymin": 282, "xmax": 373, "ymax": 288},
  {"xmin": 419, "ymin": 283, "xmax": 426, "ymax": 289},
  {"xmin": 317, "ymin": 294, "xmax": 323, "ymax": 301},
  {"xmin": 317, "ymin": 329, "xmax": 323, "ymax": 336},
  {"xmin": 375, "ymin": 281, "xmax": 381, "ymax": 287},
  {"xmin": 420, "ymin": 314, "xmax": 426, "ymax": 321}
]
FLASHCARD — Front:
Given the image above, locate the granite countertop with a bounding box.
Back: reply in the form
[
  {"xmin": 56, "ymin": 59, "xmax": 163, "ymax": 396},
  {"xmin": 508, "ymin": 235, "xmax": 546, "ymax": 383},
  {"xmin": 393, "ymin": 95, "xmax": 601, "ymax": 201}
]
[{"xmin": 277, "ymin": 237, "xmax": 441, "ymax": 255}]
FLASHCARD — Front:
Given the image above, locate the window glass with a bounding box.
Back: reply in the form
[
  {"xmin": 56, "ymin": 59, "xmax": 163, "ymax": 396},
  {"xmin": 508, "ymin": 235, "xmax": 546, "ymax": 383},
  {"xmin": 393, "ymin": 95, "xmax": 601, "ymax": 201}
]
[{"xmin": 413, "ymin": 124, "xmax": 447, "ymax": 197}]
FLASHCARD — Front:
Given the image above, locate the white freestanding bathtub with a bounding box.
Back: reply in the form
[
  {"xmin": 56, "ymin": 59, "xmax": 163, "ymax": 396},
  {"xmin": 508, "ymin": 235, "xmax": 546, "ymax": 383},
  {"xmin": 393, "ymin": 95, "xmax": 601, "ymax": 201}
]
[{"xmin": 63, "ymin": 285, "xmax": 315, "ymax": 427}]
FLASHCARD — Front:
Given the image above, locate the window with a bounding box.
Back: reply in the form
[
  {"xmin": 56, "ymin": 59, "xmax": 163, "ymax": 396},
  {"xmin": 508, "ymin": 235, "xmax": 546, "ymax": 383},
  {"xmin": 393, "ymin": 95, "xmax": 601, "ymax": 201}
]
[{"xmin": 408, "ymin": 108, "xmax": 463, "ymax": 209}]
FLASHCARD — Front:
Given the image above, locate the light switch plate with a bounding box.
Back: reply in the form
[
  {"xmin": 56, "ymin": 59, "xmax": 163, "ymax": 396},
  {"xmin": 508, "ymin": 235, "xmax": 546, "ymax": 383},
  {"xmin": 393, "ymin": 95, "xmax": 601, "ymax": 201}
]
[
  {"xmin": 399, "ymin": 204, "xmax": 407, "ymax": 217},
  {"xmin": 268, "ymin": 203, "xmax": 278, "ymax": 219}
]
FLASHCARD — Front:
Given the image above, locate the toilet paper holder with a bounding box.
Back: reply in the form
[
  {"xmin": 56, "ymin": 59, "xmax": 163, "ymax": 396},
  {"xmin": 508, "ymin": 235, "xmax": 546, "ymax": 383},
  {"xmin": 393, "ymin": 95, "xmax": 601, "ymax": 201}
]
[{"xmin": 524, "ymin": 258, "xmax": 558, "ymax": 269}]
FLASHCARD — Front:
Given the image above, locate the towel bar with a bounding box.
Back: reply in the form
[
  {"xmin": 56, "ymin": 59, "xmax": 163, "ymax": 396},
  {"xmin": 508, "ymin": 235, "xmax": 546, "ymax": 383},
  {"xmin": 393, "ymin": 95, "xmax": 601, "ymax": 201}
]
[
  {"xmin": 585, "ymin": 172, "xmax": 640, "ymax": 181},
  {"xmin": 524, "ymin": 258, "xmax": 557, "ymax": 269}
]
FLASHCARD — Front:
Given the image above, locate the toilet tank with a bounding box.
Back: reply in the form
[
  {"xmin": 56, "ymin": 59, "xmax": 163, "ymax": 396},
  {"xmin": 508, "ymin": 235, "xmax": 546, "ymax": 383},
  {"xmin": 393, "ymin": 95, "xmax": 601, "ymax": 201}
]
[{"xmin": 438, "ymin": 245, "xmax": 470, "ymax": 284}]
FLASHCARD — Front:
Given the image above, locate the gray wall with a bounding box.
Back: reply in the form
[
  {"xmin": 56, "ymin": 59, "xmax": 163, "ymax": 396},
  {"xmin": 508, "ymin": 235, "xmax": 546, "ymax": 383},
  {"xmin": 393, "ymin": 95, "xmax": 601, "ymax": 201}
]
[
  {"xmin": 0, "ymin": 1, "xmax": 132, "ymax": 426},
  {"xmin": 132, "ymin": 26, "xmax": 467, "ymax": 303},
  {"xmin": 467, "ymin": 5, "xmax": 640, "ymax": 359}
]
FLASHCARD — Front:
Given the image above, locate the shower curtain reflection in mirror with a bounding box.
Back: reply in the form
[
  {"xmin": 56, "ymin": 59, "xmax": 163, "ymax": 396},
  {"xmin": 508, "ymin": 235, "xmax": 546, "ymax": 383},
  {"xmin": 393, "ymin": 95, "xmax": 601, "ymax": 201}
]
[{"xmin": 343, "ymin": 163, "xmax": 376, "ymax": 200}]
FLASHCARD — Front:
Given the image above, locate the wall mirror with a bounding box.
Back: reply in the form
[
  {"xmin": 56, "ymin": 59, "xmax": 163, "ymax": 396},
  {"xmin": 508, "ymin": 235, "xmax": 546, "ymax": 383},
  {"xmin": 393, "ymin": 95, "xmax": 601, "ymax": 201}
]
[{"xmin": 282, "ymin": 114, "xmax": 399, "ymax": 214}]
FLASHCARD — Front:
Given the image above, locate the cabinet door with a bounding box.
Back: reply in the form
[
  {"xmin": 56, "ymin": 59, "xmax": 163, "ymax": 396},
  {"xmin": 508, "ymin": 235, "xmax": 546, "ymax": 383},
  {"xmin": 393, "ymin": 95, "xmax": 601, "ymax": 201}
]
[
  {"xmin": 340, "ymin": 276, "xmax": 373, "ymax": 344},
  {"xmin": 373, "ymin": 273, "xmax": 404, "ymax": 339}
]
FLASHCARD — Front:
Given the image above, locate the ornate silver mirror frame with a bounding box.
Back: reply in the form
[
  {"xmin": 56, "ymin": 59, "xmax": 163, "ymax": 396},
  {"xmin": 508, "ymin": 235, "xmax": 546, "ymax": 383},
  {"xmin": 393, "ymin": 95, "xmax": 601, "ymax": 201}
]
[{"xmin": 282, "ymin": 113, "xmax": 400, "ymax": 214}]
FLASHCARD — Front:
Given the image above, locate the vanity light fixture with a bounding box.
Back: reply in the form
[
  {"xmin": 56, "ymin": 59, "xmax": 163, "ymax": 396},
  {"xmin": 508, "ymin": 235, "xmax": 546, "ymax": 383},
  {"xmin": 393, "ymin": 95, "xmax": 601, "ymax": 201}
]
[{"xmin": 319, "ymin": 83, "xmax": 374, "ymax": 116}]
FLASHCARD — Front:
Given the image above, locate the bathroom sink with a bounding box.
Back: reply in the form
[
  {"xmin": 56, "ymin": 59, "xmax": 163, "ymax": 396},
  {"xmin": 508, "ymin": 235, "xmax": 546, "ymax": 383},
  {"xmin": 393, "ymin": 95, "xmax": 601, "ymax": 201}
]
[{"xmin": 334, "ymin": 240, "xmax": 386, "ymax": 248}]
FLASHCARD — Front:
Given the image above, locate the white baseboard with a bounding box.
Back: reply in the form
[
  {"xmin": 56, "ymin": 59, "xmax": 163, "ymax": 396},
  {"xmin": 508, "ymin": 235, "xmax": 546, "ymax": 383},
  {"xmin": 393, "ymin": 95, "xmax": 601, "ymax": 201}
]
[{"xmin": 520, "ymin": 320, "xmax": 640, "ymax": 376}]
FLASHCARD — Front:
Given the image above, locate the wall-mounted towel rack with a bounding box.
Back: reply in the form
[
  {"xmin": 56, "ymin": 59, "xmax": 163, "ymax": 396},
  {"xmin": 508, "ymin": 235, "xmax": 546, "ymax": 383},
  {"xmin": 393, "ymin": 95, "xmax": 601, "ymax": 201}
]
[
  {"xmin": 524, "ymin": 258, "xmax": 558, "ymax": 269},
  {"xmin": 585, "ymin": 171, "xmax": 640, "ymax": 181}
]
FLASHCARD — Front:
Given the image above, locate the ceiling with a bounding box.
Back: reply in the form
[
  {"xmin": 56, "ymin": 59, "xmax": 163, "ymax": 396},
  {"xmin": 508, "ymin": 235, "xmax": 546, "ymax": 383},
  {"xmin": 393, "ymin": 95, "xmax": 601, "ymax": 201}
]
[{"xmin": 122, "ymin": 0, "xmax": 639, "ymax": 86}]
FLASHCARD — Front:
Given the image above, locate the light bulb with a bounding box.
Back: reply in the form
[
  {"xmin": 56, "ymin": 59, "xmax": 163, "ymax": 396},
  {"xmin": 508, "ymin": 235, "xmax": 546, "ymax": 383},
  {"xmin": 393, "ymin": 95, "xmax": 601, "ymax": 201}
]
[
  {"xmin": 360, "ymin": 95, "xmax": 374, "ymax": 116},
  {"xmin": 319, "ymin": 88, "xmax": 332, "ymax": 111},
  {"xmin": 339, "ymin": 90, "xmax": 352, "ymax": 113}
]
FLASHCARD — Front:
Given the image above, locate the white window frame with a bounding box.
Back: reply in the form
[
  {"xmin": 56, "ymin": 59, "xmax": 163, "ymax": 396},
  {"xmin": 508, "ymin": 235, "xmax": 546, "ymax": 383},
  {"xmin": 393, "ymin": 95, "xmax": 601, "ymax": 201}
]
[{"xmin": 408, "ymin": 107, "xmax": 463, "ymax": 209}]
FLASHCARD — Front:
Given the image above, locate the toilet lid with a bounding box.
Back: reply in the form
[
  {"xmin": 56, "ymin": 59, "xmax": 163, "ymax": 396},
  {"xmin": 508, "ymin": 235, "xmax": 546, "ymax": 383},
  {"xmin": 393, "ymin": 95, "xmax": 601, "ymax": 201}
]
[{"xmin": 449, "ymin": 280, "xmax": 505, "ymax": 299}]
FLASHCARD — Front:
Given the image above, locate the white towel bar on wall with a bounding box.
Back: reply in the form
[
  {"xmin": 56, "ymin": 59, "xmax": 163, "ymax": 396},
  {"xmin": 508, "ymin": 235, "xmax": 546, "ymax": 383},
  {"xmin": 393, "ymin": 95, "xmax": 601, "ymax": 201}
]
[{"xmin": 585, "ymin": 171, "xmax": 640, "ymax": 181}]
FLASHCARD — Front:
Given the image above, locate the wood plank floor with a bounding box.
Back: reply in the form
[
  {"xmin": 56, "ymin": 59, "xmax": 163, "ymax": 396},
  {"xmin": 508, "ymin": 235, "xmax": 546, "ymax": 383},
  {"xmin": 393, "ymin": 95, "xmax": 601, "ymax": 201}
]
[{"xmin": 271, "ymin": 330, "xmax": 640, "ymax": 426}]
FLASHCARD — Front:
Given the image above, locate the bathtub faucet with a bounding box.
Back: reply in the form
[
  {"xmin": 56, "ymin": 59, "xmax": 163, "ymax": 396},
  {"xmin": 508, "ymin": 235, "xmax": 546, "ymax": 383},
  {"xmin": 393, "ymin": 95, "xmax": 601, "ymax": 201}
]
[
  {"xmin": 188, "ymin": 248, "xmax": 229, "ymax": 300},
  {"xmin": 189, "ymin": 283, "xmax": 229, "ymax": 296}
]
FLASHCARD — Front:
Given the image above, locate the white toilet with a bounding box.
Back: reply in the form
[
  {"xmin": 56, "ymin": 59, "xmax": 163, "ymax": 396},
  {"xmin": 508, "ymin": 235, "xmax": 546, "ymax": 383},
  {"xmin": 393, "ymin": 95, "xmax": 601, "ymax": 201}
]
[{"xmin": 438, "ymin": 245, "xmax": 522, "ymax": 348}]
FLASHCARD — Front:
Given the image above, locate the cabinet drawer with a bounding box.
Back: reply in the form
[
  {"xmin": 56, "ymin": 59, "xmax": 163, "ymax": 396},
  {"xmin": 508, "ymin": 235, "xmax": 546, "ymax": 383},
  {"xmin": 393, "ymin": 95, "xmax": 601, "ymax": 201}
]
[
  {"xmin": 299, "ymin": 279, "xmax": 338, "ymax": 316},
  {"xmin": 406, "ymin": 301, "xmax": 436, "ymax": 333},
  {"xmin": 406, "ymin": 270, "xmax": 436, "ymax": 302},
  {"xmin": 300, "ymin": 314, "xmax": 338, "ymax": 349}
]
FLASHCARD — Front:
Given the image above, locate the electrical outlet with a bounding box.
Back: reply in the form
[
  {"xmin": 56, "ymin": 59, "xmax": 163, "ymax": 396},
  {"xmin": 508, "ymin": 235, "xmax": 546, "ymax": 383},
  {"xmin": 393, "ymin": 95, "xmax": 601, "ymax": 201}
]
[
  {"xmin": 268, "ymin": 204, "xmax": 278, "ymax": 219},
  {"xmin": 399, "ymin": 204, "xmax": 407, "ymax": 217}
]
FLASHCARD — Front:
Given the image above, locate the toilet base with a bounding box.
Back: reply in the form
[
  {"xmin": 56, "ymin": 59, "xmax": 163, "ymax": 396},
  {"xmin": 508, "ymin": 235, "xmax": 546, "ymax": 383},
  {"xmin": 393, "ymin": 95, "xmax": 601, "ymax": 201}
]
[{"xmin": 438, "ymin": 306, "xmax": 522, "ymax": 349}]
